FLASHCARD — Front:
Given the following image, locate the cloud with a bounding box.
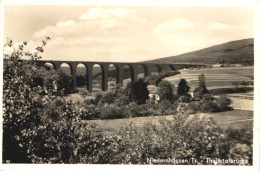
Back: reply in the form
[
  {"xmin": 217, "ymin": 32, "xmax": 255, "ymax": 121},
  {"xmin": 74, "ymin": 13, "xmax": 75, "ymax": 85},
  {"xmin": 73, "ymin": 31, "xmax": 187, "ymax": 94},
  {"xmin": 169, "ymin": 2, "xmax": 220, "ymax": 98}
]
[
  {"xmin": 208, "ymin": 23, "xmax": 230, "ymax": 30},
  {"xmin": 80, "ymin": 7, "xmax": 146, "ymax": 23},
  {"xmin": 49, "ymin": 36, "xmax": 127, "ymax": 47},
  {"xmin": 154, "ymin": 19, "xmax": 197, "ymax": 35},
  {"xmin": 56, "ymin": 20, "xmax": 75, "ymax": 28},
  {"xmin": 33, "ymin": 7, "xmax": 146, "ymax": 41},
  {"xmin": 33, "ymin": 20, "xmax": 77, "ymax": 38}
]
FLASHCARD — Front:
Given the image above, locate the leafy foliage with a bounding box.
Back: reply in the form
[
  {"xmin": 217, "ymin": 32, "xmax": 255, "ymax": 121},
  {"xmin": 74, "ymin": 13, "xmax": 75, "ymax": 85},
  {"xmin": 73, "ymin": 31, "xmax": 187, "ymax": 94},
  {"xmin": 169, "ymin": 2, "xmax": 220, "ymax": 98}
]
[
  {"xmin": 34, "ymin": 67, "xmax": 74, "ymax": 95},
  {"xmin": 3, "ymin": 37, "xmax": 50, "ymax": 162},
  {"xmin": 157, "ymin": 80, "xmax": 174, "ymax": 102},
  {"xmin": 188, "ymin": 94, "xmax": 232, "ymax": 114}
]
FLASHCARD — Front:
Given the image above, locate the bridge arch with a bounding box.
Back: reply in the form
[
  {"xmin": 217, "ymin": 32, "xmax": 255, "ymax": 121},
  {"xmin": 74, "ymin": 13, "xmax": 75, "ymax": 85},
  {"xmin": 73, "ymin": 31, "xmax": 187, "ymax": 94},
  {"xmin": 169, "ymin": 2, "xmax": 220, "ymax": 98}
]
[
  {"xmin": 43, "ymin": 62, "xmax": 56, "ymax": 70},
  {"xmin": 92, "ymin": 64, "xmax": 103, "ymax": 92},
  {"xmin": 168, "ymin": 64, "xmax": 176, "ymax": 71},
  {"xmin": 60, "ymin": 62, "xmax": 73, "ymax": 76},
  {"xmin": 138, "ymin": 64, "xmax": 149, "ymax": 78},
  {"xmin": 155, "ymin": 64, "xmax": 163, "ymax": 73},
  {"xmin": 123, "ymin": 64, "xmax": 137, "ymax": 86},
  {"xmin": 76, "ymin": 63, "xmax": 88, "ymax": 88},
  {"xmin": 108, "ymin": 64, "xmax": 118, "ymax": 89},
  {"xmin": 60, "ymin": 62, "xmax": 77, "ymax": 92}
]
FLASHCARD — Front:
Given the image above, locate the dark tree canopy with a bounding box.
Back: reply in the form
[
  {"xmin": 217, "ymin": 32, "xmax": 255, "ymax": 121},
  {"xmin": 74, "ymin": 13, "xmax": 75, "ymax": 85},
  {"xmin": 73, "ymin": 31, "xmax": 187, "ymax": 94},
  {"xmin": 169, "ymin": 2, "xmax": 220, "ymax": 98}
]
[
  {"xmin": 157, "ymin": 80, "xmax": 174, "ymax": 101},
  {"xmin": 177, "ymin": 79, "xmax": 190, "ymax": 96},
  {"xmin": 127, "ymin": 79, "xmax": 149, "ymax": 105}
]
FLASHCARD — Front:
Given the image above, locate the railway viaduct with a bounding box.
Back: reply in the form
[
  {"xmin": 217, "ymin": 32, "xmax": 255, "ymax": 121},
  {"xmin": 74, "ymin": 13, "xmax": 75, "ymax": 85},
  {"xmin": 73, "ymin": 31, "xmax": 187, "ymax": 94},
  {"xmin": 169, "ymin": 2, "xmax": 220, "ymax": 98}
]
[{"xmin": 37, "ymin": 60, "xmax": 204, "ymax": 93}]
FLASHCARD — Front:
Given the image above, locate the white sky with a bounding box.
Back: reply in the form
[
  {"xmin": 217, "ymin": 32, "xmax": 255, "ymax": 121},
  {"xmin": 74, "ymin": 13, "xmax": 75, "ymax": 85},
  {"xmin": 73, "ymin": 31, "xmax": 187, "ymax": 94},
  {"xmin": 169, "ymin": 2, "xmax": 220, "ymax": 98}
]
[{"xmin": 4, "ymin": 5, "xmax": 254, "ymax": 62}]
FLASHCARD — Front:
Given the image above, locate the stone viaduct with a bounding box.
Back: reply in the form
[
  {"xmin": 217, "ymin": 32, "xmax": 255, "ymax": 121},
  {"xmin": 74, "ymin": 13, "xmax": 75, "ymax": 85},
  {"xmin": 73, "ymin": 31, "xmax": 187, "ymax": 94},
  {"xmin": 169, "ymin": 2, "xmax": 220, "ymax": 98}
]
[{"xmin": 37, "ymin": 60, "xmax": 204, "ymax": 93}]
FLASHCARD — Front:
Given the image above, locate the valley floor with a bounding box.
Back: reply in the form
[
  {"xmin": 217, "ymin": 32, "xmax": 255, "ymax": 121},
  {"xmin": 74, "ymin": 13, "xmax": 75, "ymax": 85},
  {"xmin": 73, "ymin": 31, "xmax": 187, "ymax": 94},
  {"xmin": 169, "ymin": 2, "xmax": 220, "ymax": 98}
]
[{"xmin": 83, "ymin": 109, "xmax": 253, "ymax": 135}]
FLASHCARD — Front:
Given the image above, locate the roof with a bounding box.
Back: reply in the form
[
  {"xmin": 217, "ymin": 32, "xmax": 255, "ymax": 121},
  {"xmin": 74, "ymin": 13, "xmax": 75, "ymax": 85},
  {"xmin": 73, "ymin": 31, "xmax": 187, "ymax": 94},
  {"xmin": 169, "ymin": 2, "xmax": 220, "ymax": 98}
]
[{"xmin": 147, "ymin": 85, "xmax": 158, "ymax": 94}]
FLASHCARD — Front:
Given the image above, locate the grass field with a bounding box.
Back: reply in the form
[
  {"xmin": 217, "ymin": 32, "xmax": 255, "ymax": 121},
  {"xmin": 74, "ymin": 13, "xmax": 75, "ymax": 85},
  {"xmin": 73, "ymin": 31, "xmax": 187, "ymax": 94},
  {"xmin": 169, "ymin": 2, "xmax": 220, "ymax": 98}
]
[
  {"xmin": 165, "ymin": 66, "xmax": 253, "ymax": 91},
  {"xmin": 82, "ymin": 109, "xmax": 253, "ymax": 135}
]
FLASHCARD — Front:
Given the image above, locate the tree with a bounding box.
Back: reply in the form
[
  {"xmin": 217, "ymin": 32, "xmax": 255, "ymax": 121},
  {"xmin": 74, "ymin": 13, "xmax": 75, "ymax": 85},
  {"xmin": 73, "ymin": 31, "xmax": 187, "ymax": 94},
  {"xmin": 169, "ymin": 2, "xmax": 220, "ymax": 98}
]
[
  {"xmin": 216, "ymin": 96, "xmax": 232, "ymax": 111},
  {"xmin": 34, "ymin": 68, "xmax": 74, "ymax": 95},
  {"xmin": 127, "ymin": 79, "xmax": 149, "ymax": 105},
  {"xmin": 3, "ymin": 37, "xmax": 51, "ymax": 162},
  {"xmin": 193, "ymin": 73, "xmax": 209, "ymax": 99},
  {"xmin": 3, "ymin": 38, "xmax": 101, "ymax": 163},
  {"xmin": 177, "ymin": 79, "xmax": 190, "ymax": 96},
  {"xmin": 157, "ymin": 80, "xmax": 174, "ymax": 102}
]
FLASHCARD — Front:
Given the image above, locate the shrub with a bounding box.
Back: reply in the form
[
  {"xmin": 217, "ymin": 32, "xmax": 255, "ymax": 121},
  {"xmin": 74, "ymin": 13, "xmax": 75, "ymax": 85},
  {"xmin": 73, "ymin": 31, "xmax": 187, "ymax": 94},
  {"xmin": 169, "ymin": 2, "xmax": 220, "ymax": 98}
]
[
  {"xmin": 216, "ymin": 96, "xmax": 232, "ymax": 111},
  {"xmin": 93, "ymin": 92, "xmax": 103, "ymax": 105},
  {"xmin": 210, "ymin": 87, "xmax": 253, "ymax": 95},
  {"xmin": 158, "ymin": 99, "xmax": 176, "ymax": 115},
  {"xmin": 100, "ymin": 104, "xmax": 126, "ymax": 119},
  {"xmin": 99, "ymin": 91, "xmax": 117, "ymax": 105},
  {"xmin": 79, "ymin": 89, "xmax": 89, "ymax": 98},
  {"xmin": 202, "ymin": 94, "xmax": 215, "ymax": 101},
  {"xmin": 34, "ymin": 68, "xmax": 74, "ymax": 95},
  {"xmin": 79, "ymin": 104, "xmax": 100, "ymax": 120},
  {"xmin": 145, "ymin": 101, "xmax": 160, "ymax": 116},
  {"xmin": 125, "ymin": 102, "xmax": 140, "ymax": 118},
  {"xmin": 113, "ymin": 113, "xmax": 225, "ymax": 164},
  {"xmin": 24, "ymin": 98, "xmax": 99, "ymax": 163},
  {"xmin": 220, "ymin": 126, "xmax": 253, "ymax": 165},
  {"xmin": 199, "ymin": 100, "xmax": 219, "ymax": 113},
  {"xmin": 178, "ymin": 95, "xmax": 192, "ymax": 103},
  {"xmin": 187, "ymin": 101, "xmax": 201, "ymax": 114},
  {"xmin": 114, "ymin": 93, "xmax": 129, "ymax": 106},
  {"xmin": 159, "ymin": 99, "xmax": 172, "ymax": 112}
]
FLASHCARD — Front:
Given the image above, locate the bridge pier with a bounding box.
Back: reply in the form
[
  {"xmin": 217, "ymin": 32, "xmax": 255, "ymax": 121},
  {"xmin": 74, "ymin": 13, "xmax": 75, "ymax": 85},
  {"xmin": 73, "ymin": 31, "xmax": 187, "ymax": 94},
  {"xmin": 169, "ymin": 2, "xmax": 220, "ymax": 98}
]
[
  {"xmin": 53, "ymin": 63, "xmax": 61, "ymax": 70},
  {"xmin": 86, "ymin": 64, "xmax": 93, "ymax": 93},
  {"xmin": 131, "ymin": 65, "xmax": 138, "ymax": 82},
  {"xmin": 102, "ymin": 64, "xmax": 109, "ymax": 91},
  {"xmin": 71, "ymin": 64, "xmax": 77, "ymax": 92},
  {"xmin": 116, "ymin": 65, "xmax": 124, "ymax": 85},
  {"xmin": 144, "ymin": 66, "xmax": 152, "ymax": 77}
]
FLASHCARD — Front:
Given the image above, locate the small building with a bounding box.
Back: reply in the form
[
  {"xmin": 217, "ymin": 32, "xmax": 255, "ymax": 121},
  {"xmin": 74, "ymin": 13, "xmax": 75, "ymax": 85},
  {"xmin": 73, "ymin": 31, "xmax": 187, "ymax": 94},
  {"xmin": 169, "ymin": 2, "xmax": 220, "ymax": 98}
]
[
  {"xmin": 190, "ymin": 92, "xmax": 194, "ymax": 98},
  {"xmin": 230, "ymin": 64, "xmax": 243, "ymax": 67},
  {"xmin": 212, "ymin": 64, "xmax": 221, "ymax": 68},
  {"xmin": 147, "ymin": 85, "xmax": 160, "ymax": 102}
]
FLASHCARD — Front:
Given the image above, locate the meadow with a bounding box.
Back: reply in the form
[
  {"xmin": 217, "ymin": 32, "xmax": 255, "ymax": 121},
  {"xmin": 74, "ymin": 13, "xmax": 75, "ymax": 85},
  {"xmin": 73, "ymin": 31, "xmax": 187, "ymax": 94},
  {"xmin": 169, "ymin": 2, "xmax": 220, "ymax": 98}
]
[
  {"xmin": 83, "ymin": 109, "xmax": 253, "ymax": 135},
  {"xmin": 165, "ymin": 66, "xmax": 253, "ymax": 91}
]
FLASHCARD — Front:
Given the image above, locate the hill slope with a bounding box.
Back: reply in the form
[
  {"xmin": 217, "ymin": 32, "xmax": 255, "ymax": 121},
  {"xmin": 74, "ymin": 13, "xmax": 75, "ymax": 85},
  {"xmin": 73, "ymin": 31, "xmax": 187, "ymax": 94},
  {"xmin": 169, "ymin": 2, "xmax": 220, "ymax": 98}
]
[{"xmin": 146, "ymin": 38, "xmax": 254, "ymax": 65}]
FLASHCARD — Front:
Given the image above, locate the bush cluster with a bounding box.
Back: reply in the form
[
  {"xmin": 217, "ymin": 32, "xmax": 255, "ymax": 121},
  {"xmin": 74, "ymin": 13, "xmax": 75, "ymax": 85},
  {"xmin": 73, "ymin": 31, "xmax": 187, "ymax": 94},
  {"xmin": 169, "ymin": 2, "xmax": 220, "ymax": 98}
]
[
  {"xmin": 210, "ymin": 87, "xmax": 253, "ymax": 95},
  {"xmin": 188, "ymin": 94, "xmax": 232, "ymax": 114},
  {"xmin": 34, "ymin": 67, "xmax": 74, "ymax": 95}
]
